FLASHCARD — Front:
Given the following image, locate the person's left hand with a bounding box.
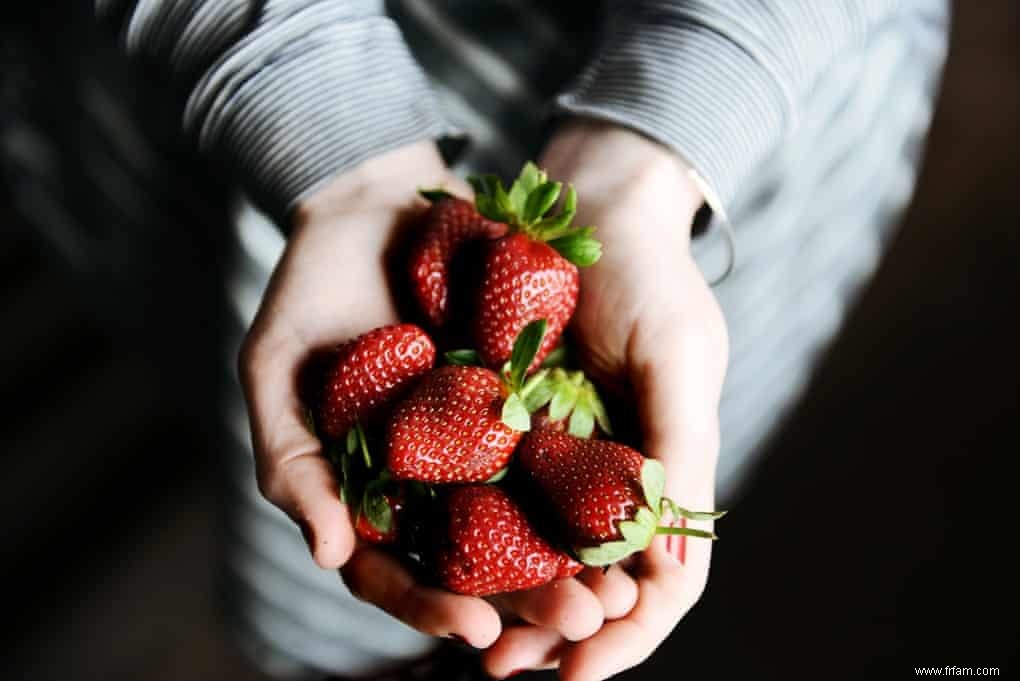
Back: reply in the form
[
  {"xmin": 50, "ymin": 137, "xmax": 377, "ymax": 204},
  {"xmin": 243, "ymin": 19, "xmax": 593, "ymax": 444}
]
[{"xmin": 479, "ymin": 120, "xmax": 729, "ymax": 680}]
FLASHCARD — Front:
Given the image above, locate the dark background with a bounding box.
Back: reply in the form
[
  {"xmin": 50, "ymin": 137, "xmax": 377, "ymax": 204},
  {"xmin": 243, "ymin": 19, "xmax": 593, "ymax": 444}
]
[{"xmin": 1, "ymin": 1, "xmax": 1017, "ymax": 679}]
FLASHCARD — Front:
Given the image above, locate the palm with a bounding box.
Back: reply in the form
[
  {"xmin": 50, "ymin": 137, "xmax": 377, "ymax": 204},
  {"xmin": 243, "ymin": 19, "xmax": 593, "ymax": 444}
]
[{"xmin": 475, "ymin": 125, "xmax": 731, "ymax": 680}]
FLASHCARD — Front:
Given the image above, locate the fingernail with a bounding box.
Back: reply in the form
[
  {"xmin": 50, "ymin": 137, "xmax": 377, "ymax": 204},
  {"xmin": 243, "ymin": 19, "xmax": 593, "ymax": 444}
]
[{"xmin": 504, "ymin": 669, "xmax": 526, "ymax": 678}]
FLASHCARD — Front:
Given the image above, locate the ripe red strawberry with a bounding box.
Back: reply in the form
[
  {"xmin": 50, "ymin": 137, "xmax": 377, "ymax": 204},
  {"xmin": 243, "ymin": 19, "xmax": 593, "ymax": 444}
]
[
  {"xmin": 517, "ymin": 430, "xmax": 724, "ymax": 566},
  {"xmin": 436, "ymin": 485, "xmax": 581, "ymax": 596},
  {"xmin": 467, "ymin": 163, "xmax": 602, "ymax": 369},
  {"xmin": 474, "ymin": 234, "xmax": 578, "ymax": 369},
  {"xmin": 318, "ymin": 324, "xmax": 435, "ymax": 440},
  {"xmin": 355, "ymin": 492, "xmax": 402, "ymax": 544},
  {"xmin": 408, "ymin": 191, "xmax": 507, "ymax": 327},
  {"xmin": 557, "ymin": 553, "xmax": 585, "ymax": 579},
  {"xmin": 386, "ymin": 320, "xmax": 548, "ymax": 483},
  {"xmin": 387, "ymin": 365, "xmax": 518, "ymax": 483}
]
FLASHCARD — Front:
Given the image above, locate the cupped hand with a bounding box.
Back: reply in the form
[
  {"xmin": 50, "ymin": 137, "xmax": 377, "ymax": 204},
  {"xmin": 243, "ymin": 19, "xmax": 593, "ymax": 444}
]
[
  {"xmin": 238, "ymin": 140, "xmax": 632, "ymax": 652},
  {"xmin": 480, "ymin": 121, "xmax": 729, "ymax": 680},
  {"xmin": 238, "ymin": 141, "xmax": 450, "ymax": 569}
]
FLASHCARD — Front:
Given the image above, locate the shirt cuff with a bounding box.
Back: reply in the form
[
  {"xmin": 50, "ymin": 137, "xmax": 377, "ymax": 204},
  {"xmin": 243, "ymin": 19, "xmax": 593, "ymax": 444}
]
[
  {"xmin": 184, "ymin": 10, "xmax": 455, "ymax": 225},
  {"xmin": 556, "ymin": 19, "xmax": 788, "ymax": 211}
]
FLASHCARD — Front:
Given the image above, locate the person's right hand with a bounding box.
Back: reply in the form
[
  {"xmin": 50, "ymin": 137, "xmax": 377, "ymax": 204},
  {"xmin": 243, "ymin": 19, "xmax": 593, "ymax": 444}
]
[{"xmin": 239, "ymin": 141, "xmax": 634, "ymax": 651}]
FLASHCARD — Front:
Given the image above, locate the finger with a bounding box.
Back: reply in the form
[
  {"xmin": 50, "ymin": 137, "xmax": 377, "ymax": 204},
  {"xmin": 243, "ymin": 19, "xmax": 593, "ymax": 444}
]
[
  {"xmin": 342, "ymin": 547, "xmax": 502, "ymax": 648},
  {"xmin": 489, "ymin": 578, "xmax": 604, "ymax": 642},
  {"xmin": 633, "ymin": 323, "xmax": 724, "ymax": 493},
  {"xmin": 576, "ymin": 565, "xmax": 639, "ymax": 620},
  {"xmin": 559, "ymin": 541, "xmax": 709, "ymax": 681},
  {"xmin": 481, "ymin": 625, "xmax": 564, "ymax": 679},
  {"xmin": 239, "ymin": 332, "xmax": 355, "ymax": 569}
]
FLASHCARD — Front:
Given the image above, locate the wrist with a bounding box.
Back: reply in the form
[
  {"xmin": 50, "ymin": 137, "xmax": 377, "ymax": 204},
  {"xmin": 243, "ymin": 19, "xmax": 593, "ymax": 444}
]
[
  {"xmin": 293, "ymin": 140, "xmax": 450, "ymax": 228},
  {"xmin": 540, "ymin": 118, "xmax": 704, "ymax": 231}
]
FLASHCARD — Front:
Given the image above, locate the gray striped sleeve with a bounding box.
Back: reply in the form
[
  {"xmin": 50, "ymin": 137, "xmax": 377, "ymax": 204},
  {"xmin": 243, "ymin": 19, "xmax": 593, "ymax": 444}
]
[
  {"xmin": 97, "ymin": 0, "xmax": 454, "ymax": 225},
  {"xmin": 557, "ymin": 0, "xmax": 905, "ymax": 208}
]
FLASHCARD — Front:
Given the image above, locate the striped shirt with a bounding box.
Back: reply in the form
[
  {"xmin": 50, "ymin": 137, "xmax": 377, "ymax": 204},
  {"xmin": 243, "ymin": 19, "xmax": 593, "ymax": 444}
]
[{"xmin": 8, "ymin": 1, "xmax": 950, "ymax": 677}]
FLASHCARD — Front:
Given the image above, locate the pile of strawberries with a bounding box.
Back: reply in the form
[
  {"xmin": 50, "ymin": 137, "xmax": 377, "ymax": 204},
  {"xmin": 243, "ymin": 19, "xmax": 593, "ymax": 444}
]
[{"xmin": 309, "ymin": 163, "xmax": 722, "ymax": 596}]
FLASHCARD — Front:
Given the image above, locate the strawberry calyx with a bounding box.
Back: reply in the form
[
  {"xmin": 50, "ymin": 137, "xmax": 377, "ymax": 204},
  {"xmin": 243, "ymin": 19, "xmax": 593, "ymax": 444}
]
[
  {"xmin": 525, "ymin": 367, "xmax": 612, "ymax": 438},
  {"xmin": 575, "ymin": 459, "xmax": 727, "ymax": 566},
  {"xmin": 500, "ymin": 318, "xmax": 548, "ymax": 431},
  {"xmin": 327, "ymin": 423, "xmax": 403, "ymax": 540},
  {"xmin": 323, "ymin": 421, "xmax": 372, "ymax": 507},
  {"xmin": 357, "ymin": 472, "xmax": 402, "ymax": 540},
  {"xmin": 468, "ymin": 162, "xmax": 602, "ymax": 267}
]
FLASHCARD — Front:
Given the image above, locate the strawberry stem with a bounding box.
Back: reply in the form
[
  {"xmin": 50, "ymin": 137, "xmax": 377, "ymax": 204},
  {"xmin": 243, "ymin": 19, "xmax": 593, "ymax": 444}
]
[
  {"xmin": 355, "ymin": 421, "xmax": 371, "ymax": 469},
  {"xmin": 655, "ymin": 526, "xmax": 718, "ymax": 540},
  {"xmin": 660, "ymin": 496, "xmax": 728, "ymax": 522}
]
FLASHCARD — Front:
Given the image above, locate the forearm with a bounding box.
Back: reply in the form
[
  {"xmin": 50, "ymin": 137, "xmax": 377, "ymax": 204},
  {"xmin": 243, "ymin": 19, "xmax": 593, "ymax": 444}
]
[
  {"xmin": 557, "ymin": 0, "xmax": 909, "ymax": 208},
  {"xmin": 97, "ymin": 0, "xmax": 452, "ymax": 225}
]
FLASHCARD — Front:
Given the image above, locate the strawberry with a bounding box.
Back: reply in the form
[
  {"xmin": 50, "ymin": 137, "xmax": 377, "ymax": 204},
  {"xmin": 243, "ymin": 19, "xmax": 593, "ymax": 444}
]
[
  {"xmin": 318, "ymin": 324, "xmax": 435, "ymax": 440},
  {"xmin": 475, "ymin": 234, "xmax": 578, "ymax": 370},
  {"xmin": 325, "ymin": 424, "xmax": 403, "ymax": 543},
  {"xmin": 355, "ymin": 490, "xmax": 402, "ymax": 544},
  {"xmin": 386, "ymin": 320, "xmax": 549, "ymax": 483},
  {"xmin": 408, "ymin": 191, "xmax": 507, "ymax": 327},
  {"xmin": 468, "ymin": 163, "xmax": 602, "ymax": 369},
  {"xmin": 516, "ymin": 430, "xmax": 725, "ymax": 566},
  {"xmin": 556, "ymin": 553, "xmax": 585, "ymax": 579},
  {"xmin": 436, "ymin": 485, "xmax": 581, "ymax": 596},
  {"xmin": 387, "ymin": 365, "xmax": 518, "ymax": 483}
]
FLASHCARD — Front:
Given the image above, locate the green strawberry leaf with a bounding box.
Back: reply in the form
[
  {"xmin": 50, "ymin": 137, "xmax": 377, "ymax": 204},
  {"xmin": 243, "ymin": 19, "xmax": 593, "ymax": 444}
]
[
  {"xmin": 618, "ymin": 507, "xmax": 658, "ymax": 547},
  {"xmin": 345, "ymin": 428, "xmax": 359, "ymax": 456},
  {"xmin": 567, "ymin": 395, "xmax": 595, "ymax": 438},
  {"xmin": 339, "ymin": 448, "xmax": 353, "ymax": 504},
  {"xmin": 576, "ymin": 540, "xmax": 643, "ymax": 567},
  {"xmin": 418, "ymin": 188, "xmax": 454, "ymax": 202},
  {"xmin": 303, "ymin": 408, "xmax": 317, "ymax": 437},
  {"xmin": 501, "ymin": 392, "xmax": 531, "ymax": 432},
  {"xmin": 641, "ymin": 459, "xmax": 666, "ymax": 514},
  {"xmin": 549, "ymin": 381, "xmax": 579, "ymax": 421},
  {"xmin": 445, "ymin": 349, "xmax": 482, "ymax": 366},
  {"xmin": 534, "ymin": 184, "xmax": 577, "ymax": 237},
  {"xmin": 355, "ymin": 422, "xmax": 372, "ymax": 469},
  {"xmin": 508, "ymin": 319, "xmax": 547, "ymax": 392},
  {"xmin": 522, "ymin": 181, "xmax": 562, "ymax": 224},
  {"xmin": 486, "ymin": 467, "xmax": 510, "ymax": 483},
  {"xmin": 521, "ymin": 373, "xmax": 556, "ymax": 413},
  {"xmin": 548, "ymin": 230, "xmax": 602, "ymax": 267},
  {"xmin": 508, "ymin": 162, "xmax": 543, "ymax": 215},
  {"xmin": 587, "ymin": 387, "xmax": 613, "ymax": 436},
  {"xmin": 362, "ymin": 485, "xmax": 393, "ymax": 534},
  {"xmin": 469, "ymin": 174, "xmax": 514, "ymax": 222}
]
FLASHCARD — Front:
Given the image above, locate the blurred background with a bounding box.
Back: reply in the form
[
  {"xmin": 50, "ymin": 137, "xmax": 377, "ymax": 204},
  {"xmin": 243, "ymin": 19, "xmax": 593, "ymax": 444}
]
[{"xmin": 1, "ymin": 1, "xmax": 1017, "ymax": 679}]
